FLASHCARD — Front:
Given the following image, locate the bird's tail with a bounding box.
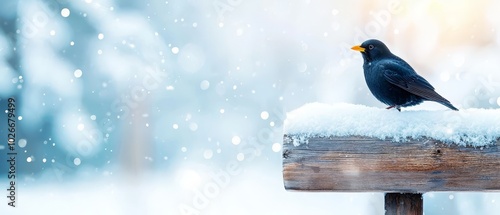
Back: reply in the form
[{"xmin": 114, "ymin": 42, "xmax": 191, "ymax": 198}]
[
  {"xmin": 438, "ymin": 101, "xmax": 459, "ymax": 111},
  {"xmin": 422, "ymin": 90, "xmax": 459, "ymax": 111}
]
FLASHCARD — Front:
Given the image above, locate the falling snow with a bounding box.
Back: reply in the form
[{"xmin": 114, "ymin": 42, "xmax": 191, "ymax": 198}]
[
  {"xmin": 3, "ymin": 1, "xmax": 500, "ymax": 214},
  {"xmin": 61, "ymin": 8, "xmax": 70, "ymax": 17},
  {"xmin": 74, "ymin": 69, "xmax": 83, "ymax": 78},
  {"xmin": 231, "ymin": 136, "xmax": 241, "ymax": 145}
]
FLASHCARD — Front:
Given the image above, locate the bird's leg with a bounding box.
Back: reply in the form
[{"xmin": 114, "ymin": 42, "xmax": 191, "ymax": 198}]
[{"xmin": 386, "ymin": 105, "xmax": 402, "ymax": 112}]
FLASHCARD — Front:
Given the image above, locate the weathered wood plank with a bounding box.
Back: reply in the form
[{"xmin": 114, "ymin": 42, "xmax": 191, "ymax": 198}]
[
  {"xmin": 283, "ymin": 135, "xmax": 500, "ymax": 192},
  {"xmin": 385, "ymin": 193, "xmax": 423, "ymax": 215}
]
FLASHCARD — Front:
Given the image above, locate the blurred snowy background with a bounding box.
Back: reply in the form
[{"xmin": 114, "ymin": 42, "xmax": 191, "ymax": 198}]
[{"xmin": 1, "ymin": 0, "xmax": 500, "ymax": 214}]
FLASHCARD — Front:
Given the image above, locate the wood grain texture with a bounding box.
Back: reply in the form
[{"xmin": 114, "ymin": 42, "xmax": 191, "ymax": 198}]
[
  {"xmin": 385, "ymin": 193, "xmax": 423, "ymax": 215},
  {"xmin": 283, "ymin": 135, "xmax": 500, "ymax": 192}
]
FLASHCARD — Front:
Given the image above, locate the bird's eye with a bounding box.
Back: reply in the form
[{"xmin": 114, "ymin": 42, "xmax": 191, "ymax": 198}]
[{"xmin": 368, "ymin": 45, "xmax": 374, "ymax": 50}]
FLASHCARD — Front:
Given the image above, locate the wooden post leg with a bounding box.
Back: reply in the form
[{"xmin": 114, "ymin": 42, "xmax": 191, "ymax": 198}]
[{"xmin": 385, "ymin": 193, "xmax": 423, "ymax": 215}]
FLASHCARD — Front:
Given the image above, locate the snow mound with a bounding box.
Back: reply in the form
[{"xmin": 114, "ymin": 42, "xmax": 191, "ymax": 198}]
[{"xmin": 284, "ymin": 103, "xmax": 500, "ymax": 146}]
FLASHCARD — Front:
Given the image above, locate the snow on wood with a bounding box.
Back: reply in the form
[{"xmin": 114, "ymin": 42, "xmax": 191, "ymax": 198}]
[{"xmin": 284, "ymin": 103, "xmax": 500, "ymax": 146}]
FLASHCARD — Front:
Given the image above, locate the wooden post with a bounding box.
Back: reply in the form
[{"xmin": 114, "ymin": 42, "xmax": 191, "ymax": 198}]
[
  {"xmin": 385, "ymin": 193, "xmax": 422, "ymax": 215},
  {"xmin": 283, "ymin": 135, "xmax": 500, "ymax": 213}
]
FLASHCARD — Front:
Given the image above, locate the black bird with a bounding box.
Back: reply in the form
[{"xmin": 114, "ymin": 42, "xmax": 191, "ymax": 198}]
[{"xmin": 351, "ymin": 39, "xmax": 458, "ymax": 111}]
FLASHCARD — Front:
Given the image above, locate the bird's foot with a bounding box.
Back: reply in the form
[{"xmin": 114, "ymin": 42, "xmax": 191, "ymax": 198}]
[{"xmin": 386, "ymin": 105, "xmax": 402, "ymax": 112}]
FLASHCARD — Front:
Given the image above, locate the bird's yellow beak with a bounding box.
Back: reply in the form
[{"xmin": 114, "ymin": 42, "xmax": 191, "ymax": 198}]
[{"xmin": 351, "ymin": 45, "xmax": 365, "ymax": 52}]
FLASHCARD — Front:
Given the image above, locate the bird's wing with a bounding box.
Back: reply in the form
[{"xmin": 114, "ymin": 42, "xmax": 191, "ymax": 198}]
[{"xmin": 383, "ymin": 68, "xmax": 451, "ymax": 103}]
